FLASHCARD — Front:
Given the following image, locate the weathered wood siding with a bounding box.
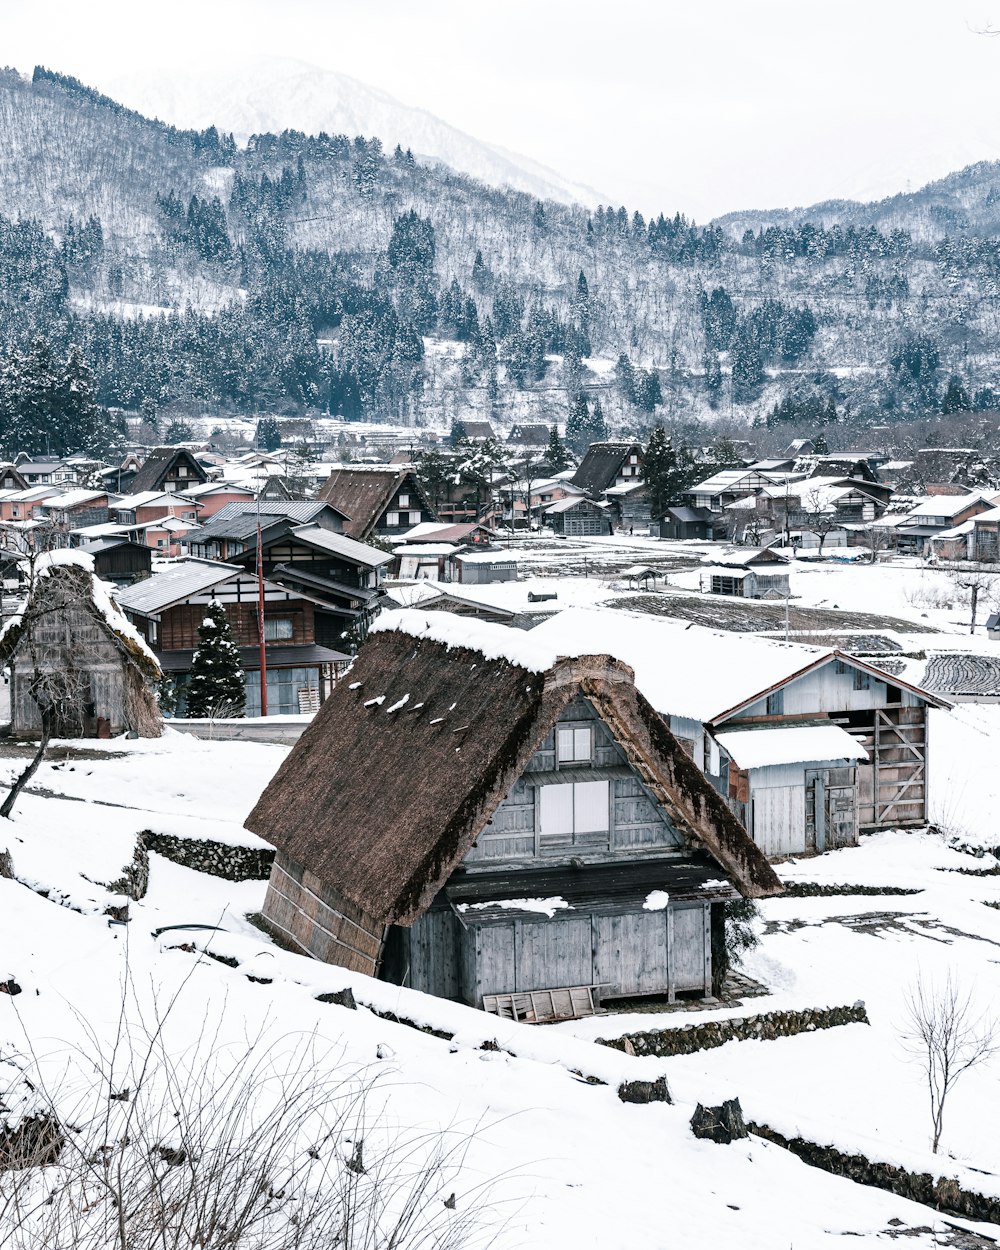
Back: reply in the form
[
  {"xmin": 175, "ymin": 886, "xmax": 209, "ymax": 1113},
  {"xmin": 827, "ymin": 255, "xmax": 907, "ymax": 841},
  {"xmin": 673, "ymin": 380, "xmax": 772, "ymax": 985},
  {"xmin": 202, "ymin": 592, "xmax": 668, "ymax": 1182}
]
[
  {"xmin": 454, "ymin": 903, "xmax": 713, "ymax": 1006},
  {"xmin": 463, "ymin": 696, "xmax": 684, "ymax": 867},
  {"xmin": 262, "ymin": 852, "xmax": 383, "ymax": 975},
  {"xmin": 11, "ymin": 603, "xmax": 128, "ymax": 735}
]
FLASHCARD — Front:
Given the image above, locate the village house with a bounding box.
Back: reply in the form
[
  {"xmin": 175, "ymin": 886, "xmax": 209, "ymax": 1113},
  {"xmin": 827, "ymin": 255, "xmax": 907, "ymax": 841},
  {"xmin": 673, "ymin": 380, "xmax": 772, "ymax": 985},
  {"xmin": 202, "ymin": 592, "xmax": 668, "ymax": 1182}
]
[
  {"xmin": 391, "ymin": 522, "xmax": 503, "ymax": 582},
  {"xmin": 688, "ymin": 467, "xmax": 804, "ymax": 513},
  {"xmin": 648, "ymin": 506, "xmax": 716, "ymax": 541},
  {"xmin": 507, "ymin": 423, "xmax": 550, "ymax": 449},
  {"xmin": 571, "ymin": 441, "xmax": 644, "ymax": 498},
  {"xmin": 13, "ymin": 457, "xmax": 82, "ymax": 487},
  {"xmin": 0, "ymin": 552, "xmax": 161, "ymax": 739},
  {"xmin": 129, "ymin": 447, "xmax": 210, "ymax": 495},
  {"xmin": 317, "ymin": 465, "xmax": 438, "ymax": 540},
  {"xmin": 531, "ymin": 608, "xmax": 948, "ymax": 858},
  {"xmin": 699, "ymin": 548, "xmax": 791, "ymax": 599},
  {"xmin": 184, "ymin": 501, "xmax": 348, "ymax": 562},
  {"xmin": 544, "ymin": 495, "xmax": 613, "ymax": 536},
  {"xmin": 116, "ymin": 559, "xmax": 350, "ymax": 715},
  {"xmin": 883, "ymin": 491, "xmax": 996, "ymax": 557},
  {"xmin": 246, "ymin": 613, "xmax": 781, "ymax": 1019},
  {"xmin": 78, "ymin": 536, "xmax": 152, "ymax": 586},
  {"xmin": 224, "ymin": 521, "xmax": 392, "ymax": 648},
  {"xmin": 0, "ymin": 464, "xmax": 27, "ymax": 492}
]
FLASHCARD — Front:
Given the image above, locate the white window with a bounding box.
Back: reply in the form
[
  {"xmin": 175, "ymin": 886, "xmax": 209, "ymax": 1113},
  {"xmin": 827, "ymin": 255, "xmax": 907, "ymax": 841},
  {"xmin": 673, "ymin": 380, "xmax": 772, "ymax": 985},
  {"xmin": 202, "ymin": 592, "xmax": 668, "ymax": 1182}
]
[
  {"xmin": 539, "ymin": 780, "xmax": 609, "ymax": 837},
  {"xmin": 629, "ymin": 454, "xmax": 639, "ymax": 465},
  {"xmin": 398, "ymin": 494, "xmax": 410, "ymax": 507},
  {"xmin": 385, "ymin": 510, "xmax": 400, "ymax": 526},
  {"xmin": 264, "ymin": 617, "xmax": 294, "ymax": 641},
  {"xmin": 556, "ymin": 725, "xmax": 593, "ymax": 763},
  {"xmin": 177, "ymin": 465, "xmax": 188, "ymax": 477}
]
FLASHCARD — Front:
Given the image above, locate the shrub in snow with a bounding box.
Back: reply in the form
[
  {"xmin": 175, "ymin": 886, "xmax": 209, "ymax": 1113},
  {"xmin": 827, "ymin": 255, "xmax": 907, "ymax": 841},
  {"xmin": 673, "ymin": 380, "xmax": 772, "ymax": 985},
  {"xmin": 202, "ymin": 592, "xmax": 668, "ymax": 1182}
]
[{"xmin": 185, "ymin": 603, "xmax": 246, "ymax": 719}]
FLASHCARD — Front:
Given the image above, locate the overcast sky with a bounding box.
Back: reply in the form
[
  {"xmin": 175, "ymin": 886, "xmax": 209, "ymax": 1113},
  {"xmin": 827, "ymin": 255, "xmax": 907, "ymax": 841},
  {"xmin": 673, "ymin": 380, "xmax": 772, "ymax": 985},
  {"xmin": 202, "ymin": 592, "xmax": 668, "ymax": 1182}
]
[{"xmin": 6, "ymin": 0, "xmax": 1000, "ymax": 219}]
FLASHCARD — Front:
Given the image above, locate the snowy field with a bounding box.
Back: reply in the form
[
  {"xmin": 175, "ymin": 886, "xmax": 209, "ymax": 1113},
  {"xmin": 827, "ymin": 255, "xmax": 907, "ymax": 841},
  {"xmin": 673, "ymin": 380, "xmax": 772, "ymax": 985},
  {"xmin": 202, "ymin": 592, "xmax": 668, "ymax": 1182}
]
[
  {"xmin": 2, "ymin": 693, "xmax": 1000, "ymax": 1245},
  {"xmin": 5, "ymin": 548, "xmax": 1000, "ymax": 1247}
]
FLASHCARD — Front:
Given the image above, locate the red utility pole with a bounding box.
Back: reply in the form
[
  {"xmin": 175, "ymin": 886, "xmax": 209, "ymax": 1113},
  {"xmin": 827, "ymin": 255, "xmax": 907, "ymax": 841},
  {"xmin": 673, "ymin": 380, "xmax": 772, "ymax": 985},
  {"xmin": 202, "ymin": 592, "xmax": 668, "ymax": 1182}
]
[{"xmin": 256, "ymin": 519, "xmax": 268, "ymax": 717}]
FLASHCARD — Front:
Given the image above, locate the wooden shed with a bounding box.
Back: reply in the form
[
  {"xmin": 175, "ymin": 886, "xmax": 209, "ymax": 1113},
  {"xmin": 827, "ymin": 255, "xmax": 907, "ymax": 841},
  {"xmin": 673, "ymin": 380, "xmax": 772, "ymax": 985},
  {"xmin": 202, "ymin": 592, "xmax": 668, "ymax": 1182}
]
[
  {"xmin": 530, "ymin": 608, "xmax": 950, "ymax": 856},
  {"xmin": 0, "ymin": 553, "xmax": 161, "ymax": 739},
  {"xmin": 247, "ymin": 614, "xmax": 781, "ymax": 1018}
]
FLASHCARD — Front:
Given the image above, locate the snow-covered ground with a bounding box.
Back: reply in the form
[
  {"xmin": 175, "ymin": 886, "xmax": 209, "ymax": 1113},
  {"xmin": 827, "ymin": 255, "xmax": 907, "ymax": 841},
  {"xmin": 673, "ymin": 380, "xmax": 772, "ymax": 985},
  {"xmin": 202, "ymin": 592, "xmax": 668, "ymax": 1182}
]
[
  {"xmin": 2, "ymin": 690, "xmax": 1000, "ymax": 1245},
  {"xmin": 6, "ymin": 548, "xmax": 1000, "ymax": 1246}
]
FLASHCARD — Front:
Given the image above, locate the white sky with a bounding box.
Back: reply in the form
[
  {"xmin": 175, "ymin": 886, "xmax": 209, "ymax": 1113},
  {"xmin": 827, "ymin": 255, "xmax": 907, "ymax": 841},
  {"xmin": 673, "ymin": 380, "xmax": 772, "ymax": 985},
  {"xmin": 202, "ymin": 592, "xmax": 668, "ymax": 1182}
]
[{"xmin": 6, "ymin": 0, "xmax": 1000, "ymax": 220}]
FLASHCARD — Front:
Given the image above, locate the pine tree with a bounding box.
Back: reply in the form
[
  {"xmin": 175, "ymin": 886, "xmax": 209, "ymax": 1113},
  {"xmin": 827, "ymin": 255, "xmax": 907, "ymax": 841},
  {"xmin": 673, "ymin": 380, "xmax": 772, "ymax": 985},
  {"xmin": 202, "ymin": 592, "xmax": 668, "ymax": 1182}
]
[
  {"xmin": 164, "ymin": 419, "xmax": 195, "ymax": 444},
  {"xmin": 186, "ymin": 603, "xmax": 246, "ymax": 719},
  {"xmin": 942, "ymin": 375, "xmax": 971, "ymax": 414},
  {"xmin": 256, "ymin": 416, "xmax": 282, "ymax": 450},
  {"xmin": 565, "ymin": 393, "xmax": 591, "ymax": 453},
  {"xmin": 642, "ymin": 424, "xmax": 681, "ymax": 517},
  {"xmin": 545, "ymin": 426, "xmax": 570, "ymax": 472},
  {"xmin": 588, "ymin": 397, "xmax": 607, "ymax": 442}
]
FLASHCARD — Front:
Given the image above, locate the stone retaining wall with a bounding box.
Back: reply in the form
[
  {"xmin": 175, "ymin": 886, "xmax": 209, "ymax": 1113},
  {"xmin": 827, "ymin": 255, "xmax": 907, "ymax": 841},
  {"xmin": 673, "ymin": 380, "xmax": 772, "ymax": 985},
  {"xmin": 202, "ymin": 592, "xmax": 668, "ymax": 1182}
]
[
  {"xmin": 140, "ymin": 831, "xmax": 274, "ymax": 882},
  {"xmin": 598, "ymin": 1002, "xmax": 869, "ymax": 1058},
  {"xmin": 749, "ymin": 1122, "xmax": 1000, "ymax": 1226},
  {"xmin": 779, "ymin": 882, "xmax": 921, "ymax": 897}
]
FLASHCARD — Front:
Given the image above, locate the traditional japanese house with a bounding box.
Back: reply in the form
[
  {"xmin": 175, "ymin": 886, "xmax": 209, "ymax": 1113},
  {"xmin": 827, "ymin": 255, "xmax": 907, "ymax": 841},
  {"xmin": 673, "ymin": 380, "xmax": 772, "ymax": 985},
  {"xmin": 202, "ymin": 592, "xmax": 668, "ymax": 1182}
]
[
  {"xmin": 247, "ymin": 613, "xmax": 781, "ymax": 1017},
  {"xmin": 571, "ymin": 442, "xmax": 644, "ymax": 497},
  {"xmin": 117, "ymin": 559, "xmax": 350, "ymax": 715},
  {"xmin": 0, "ymin": 552, "xmax": 161, "ymax": 739},
  {"xmin": 129, "ymin": 447, "xmax": 209, "ymax": 495},
  {"xmin": 544, "ymin": 496, "xmax": 612, "ymax": 536},
  {"xmin": 317, "ymin": 466, "xmax": 437, "ymax": 541},
  {"xmin": 531, "ymin": 608, "xmax": 949, "ymax": 857},
  {"xmin": 78, "ymin": 537, "xmax": 152, "ymax": 586}
]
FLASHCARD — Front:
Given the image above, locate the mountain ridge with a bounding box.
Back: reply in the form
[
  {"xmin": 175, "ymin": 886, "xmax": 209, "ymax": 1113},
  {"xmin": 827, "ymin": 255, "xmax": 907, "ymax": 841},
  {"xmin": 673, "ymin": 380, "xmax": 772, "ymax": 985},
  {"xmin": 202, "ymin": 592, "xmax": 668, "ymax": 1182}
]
[{"xmin": 105, "ymin": 55, "xmax": 606, "ymax": 209}]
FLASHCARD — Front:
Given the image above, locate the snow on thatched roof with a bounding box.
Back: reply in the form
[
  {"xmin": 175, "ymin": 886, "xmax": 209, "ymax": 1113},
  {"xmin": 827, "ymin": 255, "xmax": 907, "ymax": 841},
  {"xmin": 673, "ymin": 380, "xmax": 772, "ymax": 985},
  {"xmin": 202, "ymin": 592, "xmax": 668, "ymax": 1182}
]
[
  {"xmin": 245, "ymin": 620, "xmax": 781, "ymax": 928},
  {"xmin": 0, "ymin": 549, "xmax": 160, "ymax": 680}
]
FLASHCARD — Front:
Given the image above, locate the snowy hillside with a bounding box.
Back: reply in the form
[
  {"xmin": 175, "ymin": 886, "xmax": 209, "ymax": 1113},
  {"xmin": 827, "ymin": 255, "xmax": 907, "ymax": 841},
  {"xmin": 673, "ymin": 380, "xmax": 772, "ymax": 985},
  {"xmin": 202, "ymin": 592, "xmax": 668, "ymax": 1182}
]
[{"xmin": 107, "ymin": 56, "xmax": 604, "ymax": 208}]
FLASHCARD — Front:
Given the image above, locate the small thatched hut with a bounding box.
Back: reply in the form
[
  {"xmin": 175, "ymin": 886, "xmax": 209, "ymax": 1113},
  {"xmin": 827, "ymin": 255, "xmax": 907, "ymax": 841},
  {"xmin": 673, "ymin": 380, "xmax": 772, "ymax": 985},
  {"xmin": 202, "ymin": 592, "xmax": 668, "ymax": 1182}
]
[
  {"xmin": 0, "ymin": 552, "xmax": 161, "ymax": 739},
  {"xmin": 247, "ymin": 611, "xmax": 781, "ymax": 1019}
]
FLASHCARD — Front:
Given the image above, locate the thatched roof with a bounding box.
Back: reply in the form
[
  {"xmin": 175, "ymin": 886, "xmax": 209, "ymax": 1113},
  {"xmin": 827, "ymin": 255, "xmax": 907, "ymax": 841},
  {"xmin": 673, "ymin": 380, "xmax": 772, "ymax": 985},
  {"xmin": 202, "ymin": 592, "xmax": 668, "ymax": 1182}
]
[
  {"xmin": 0, "ymin": 553, "xmax": 160, "ymax": 684},
  {"xmin": 571, "ymin": 442, "xmax": 643, "ymax": 496},
  {"xmin": 317, "ymin": 467, "xmax": 435, "ymax": 539},
  {"xmin": 130, "ymin": 447, "xmax": 207, "ymax": 494},
  {"xmin": 246, "ymin": 624, "xmax": 780, "ymax": 929}
]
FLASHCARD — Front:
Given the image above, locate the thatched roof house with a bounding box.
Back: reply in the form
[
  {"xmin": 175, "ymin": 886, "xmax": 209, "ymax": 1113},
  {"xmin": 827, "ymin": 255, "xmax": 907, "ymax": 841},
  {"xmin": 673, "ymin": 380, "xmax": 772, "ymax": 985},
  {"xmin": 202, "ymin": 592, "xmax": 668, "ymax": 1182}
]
[
  {"xmin": 248, "ymin": 611, "xmax": 780, "ymax": 1016},
  {"xmin": 316, "ymin": 466, "xmax": 437, "ymax": 540},
  {"xmin": 0, "ymin": 551, "xmax": 161, "ymax": 739}
]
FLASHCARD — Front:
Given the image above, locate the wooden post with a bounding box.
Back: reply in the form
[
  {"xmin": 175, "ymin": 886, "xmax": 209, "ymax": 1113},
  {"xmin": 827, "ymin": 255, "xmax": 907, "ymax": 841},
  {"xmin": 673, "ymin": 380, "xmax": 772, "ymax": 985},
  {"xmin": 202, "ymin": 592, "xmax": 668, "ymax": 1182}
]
[{"xmin": 256, "ymin": 520, "xmax": 268, "ymax": 717}]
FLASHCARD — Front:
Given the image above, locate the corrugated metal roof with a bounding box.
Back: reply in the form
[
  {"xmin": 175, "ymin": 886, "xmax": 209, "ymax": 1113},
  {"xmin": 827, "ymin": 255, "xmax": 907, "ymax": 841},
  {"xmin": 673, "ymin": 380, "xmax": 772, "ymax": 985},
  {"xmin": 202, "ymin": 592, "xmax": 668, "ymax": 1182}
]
[
  {"xmin": 290, "ymin": 525, "xmax": 393, "ymax": 567},
  {"xmin": 116, "ymin": 560, "xmax": 238, "ymax": 614}
]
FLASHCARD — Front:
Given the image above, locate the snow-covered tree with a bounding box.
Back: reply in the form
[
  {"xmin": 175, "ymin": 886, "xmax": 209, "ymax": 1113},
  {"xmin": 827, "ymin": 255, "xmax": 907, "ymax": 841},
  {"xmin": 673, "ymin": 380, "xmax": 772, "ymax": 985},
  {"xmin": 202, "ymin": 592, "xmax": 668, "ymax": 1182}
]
[{"xmin": 186, "ymin": 603, "xmax": 245, "ymax": 719}]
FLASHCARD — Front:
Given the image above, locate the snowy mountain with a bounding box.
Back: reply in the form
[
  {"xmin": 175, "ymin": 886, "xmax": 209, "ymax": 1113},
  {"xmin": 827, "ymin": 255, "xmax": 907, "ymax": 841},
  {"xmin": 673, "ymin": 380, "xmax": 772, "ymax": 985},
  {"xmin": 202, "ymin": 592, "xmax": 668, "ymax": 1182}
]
[{"xmin": 106, "ymin": 56, "xmax": 604, "ymax": 209}]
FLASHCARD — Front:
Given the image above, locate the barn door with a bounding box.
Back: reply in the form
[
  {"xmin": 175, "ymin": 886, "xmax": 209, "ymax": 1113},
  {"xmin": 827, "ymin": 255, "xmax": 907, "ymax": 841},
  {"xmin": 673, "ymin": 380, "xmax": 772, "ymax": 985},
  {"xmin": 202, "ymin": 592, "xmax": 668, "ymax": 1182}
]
[{"xmin": 825, "ymin": 785, "xmax": 858, "ymax": 849}]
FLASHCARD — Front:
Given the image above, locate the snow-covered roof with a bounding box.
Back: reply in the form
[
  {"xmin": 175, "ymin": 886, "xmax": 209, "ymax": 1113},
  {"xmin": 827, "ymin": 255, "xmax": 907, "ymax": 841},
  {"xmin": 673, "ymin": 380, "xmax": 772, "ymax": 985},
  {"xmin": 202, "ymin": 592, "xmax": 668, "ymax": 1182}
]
[
  {"xmin": 715, "ymin": 724, "xmax": 869, "ymax": 770},
  {"xmin": 906, "ymin": 492, "xmax": 994, "ymax": 519},
  {"xmin": 39, "ymin": 489, "xmax": 107, "ymax": 510},
  {"xmin": 371, "ymin": 608, "xmax": 561, "ymax": 674},
  {"xmin": 110, "ymin": 489, "xmax": 189, "ymax": 510},
  {"xmin": 288, "ymin": 525, "xmax": 393, "ymax": 567},
  {"xmin": 395, "ymin": 544, "xmax": 458, "ymax": 557},
  {"xmin": 116, "ymin": 559, "xmax": 244, "ymax": 616},
  {"xmin": 544, "ymin": 496, "xmax": 610, "ymax": 514}
]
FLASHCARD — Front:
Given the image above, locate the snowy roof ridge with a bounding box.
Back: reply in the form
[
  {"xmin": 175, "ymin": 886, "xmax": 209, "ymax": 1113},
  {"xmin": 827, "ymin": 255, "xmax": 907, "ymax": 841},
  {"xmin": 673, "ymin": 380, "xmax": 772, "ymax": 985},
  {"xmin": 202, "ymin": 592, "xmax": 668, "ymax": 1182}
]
[{"xmin": 371, "ymin": 608, "xmax": 560, "ymax": 673}]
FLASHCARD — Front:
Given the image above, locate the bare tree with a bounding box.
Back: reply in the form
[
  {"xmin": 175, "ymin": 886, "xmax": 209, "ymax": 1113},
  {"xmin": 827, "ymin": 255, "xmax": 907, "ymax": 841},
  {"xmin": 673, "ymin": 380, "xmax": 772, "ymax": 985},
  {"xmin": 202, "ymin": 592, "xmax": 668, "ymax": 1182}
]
[
  {"xmin": 859, "ymin": 520, "xmax": 892, "ymax": 564},
  {"xmin": 802, "ymin": 489, "xmax": 842, "ymax": 557},
  {"xmin": 900, "ymin": 972, "xmax": 999, "ymax": 1154},
  {"xmin": 947, "ymin": 565, "xmax": 1000, "ymax": 634},
  {"xmin": 1, "ymin": 983, "xmax": 506, "ymax": 1249}
]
